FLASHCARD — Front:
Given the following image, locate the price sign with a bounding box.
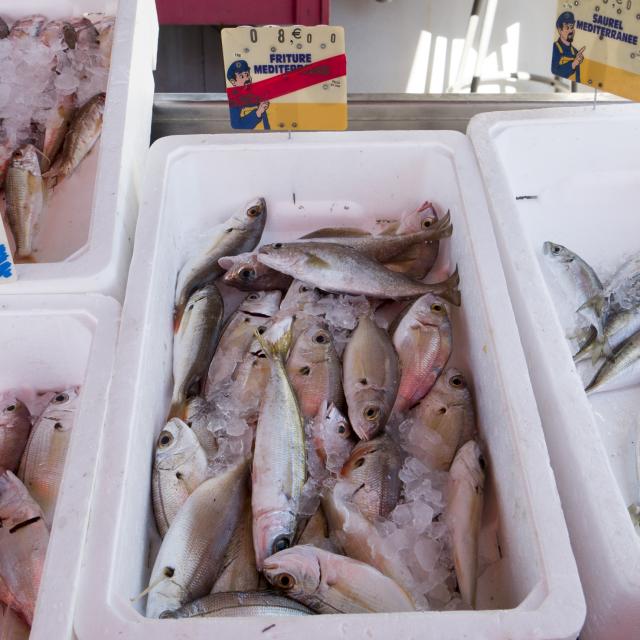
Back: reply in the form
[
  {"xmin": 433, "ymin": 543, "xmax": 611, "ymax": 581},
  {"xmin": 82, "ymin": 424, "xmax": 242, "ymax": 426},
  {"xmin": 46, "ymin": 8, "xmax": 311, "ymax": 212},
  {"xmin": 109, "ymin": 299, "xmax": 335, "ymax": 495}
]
[
  {"xmin": 221, "ymin": 25, "xmax": 347, "ymax": 131},
  {"xmin": 553, "ymin": 1, "xmax": 640, "ymax": 99}
]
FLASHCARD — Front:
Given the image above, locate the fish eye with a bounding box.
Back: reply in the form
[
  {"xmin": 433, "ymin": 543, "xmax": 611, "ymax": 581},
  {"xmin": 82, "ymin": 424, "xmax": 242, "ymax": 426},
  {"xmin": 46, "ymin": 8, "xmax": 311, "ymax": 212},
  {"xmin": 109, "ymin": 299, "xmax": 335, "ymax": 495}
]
[
  {"xmin": 300, "ymin": 285, "xmax": 309, "ymax": 293},
  {"xmin": 247, "ymin": 205, "xmax": 262, "ymax": 218},
  {"xmin": 158, "ymin": 430, "xmax": 174, "ymax": 448},
  {"xmin": 312, "ymin": 331, "xmax": 329, "ymax": 344},
  {"xmin": 257, "ymin": 326, "xmax": 267, "ymax": 335},
  {"xmin": 240, "ymin": 268, "xmax": 255, "ymax": 281},
  {"xmin": 225, "ymin": 228, "xmax": 234, "ymax": 234},
  {"xmin": 431, "ymin": 303, "xmax": 444, "ymax": 313},
  {"xmin": 247, "ymin": 293, "xmax": 260, "ymax": 300},
  {"xmin": 53, "ymin": 393, "xmax": 69, "ymax": 404},
  {"xmin": 337, "ymin": 424, "xmax": 346, "ymax": 434},
  {"xmin": 299, "ymin": 365, "xmax": 311, "ymax": 376},
  {"xmin": 438, "ymin": 407, "xmax": 447, "ymax": 414},
  {"xmin": 272, "ymin": 535, "xmax": 290, "ymax": 554},
  {"xmin": 449, "ymin": 375, "xmax": 465, "ymax": 388},
  {"xmin": 551, "ymin": 245, "xmax": 561, "ymax": 255},
  {"xmin": 363, "ymin": 406, "xmax": 380, "ymax": 421},
  {"xmin": 54, "ymin": 422, "xmax": 64, "ymax": 431},
  {"xmin": 422, "ymin": 219, "xmax": 433, "ymax": 228},
  {"xmin": 274, "ymin": 572, "xmax": 295, "ymax": 590},
  {"xmin": 354, "ymin": 457, "xmax": 366, "ymax": 468},
  {"xmin": 273, "ymin": 243, "xmax": 283, "ymax": 250},
  {"xmin": 5, "ymin": 404, "xmax": 16, "ymax": 412}
]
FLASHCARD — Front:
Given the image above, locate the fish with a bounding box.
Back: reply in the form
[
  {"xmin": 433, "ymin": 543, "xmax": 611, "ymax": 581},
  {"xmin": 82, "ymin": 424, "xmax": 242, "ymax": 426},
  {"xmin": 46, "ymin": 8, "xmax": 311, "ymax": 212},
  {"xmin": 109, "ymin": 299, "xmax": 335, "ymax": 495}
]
[
  {"xmin": 18, "ymin": 388, "xmax": 79, "ymax": 528},
  {"xmin": 446, "ymin": 440, "xmax": 485, "ymax": 609},
  {"xmin": 40, "ymin": 94, "xmax": 76, "ymax": 173},
  {"xmin": 69, "ymin": 17, "xmax": 99, "ymax": 49},
  {"xmin": 145, "ymin": 459, "xmax": 249, "ymax": 618},
  {"xmin": 257, "ymin": 242, "xmax": 461, "ymax": 305},
  {"xmin": 5, "ymin": 144, "xmax": 44, "ymax": 260},
  {"xmin": 8, "ymin": 16, "xmax": 46, "ymax": 39},
  {"xmin": 343, "ymin": 315, "xmax": 399, "ymax": 440},
  {"xmin": 339, "ymin": 435, "xmax": 402, "ymax": 521},
  {"xmin": 204, "ymin": 290, "xmax": 280, "ymax": 394},
  {"xmin": 279, "ymin": 280, "xmax": 323, "ymax": 313},
  {"xmin": 219, "ymin": 252, "xmax": 293, "ymax": 292},
  {"xmin": 405, "ymin": 368, "xmax": 476, "ymax": 471},
  {"xmin": 310, "ymin": 402, "xmax": 355, "ymax": 473},
  {"xmin": 183, "ymin": 396, "xmax": 218, "ymax": 456},
  {"xmin": 170, "ymin": 284, "xmax": 224, "ymax": 419},
  {"xmin": 263, "ymin": 545, "xmax": 415, "ymax": 614},
  {"xmin": 251, "ymin": 318, "xmax": 306, "ymax": 568},
  {"xmin": 286, "ymin": 320, "xmax": 343, "ymax": 420},
  {"xmin": 151, "ymin": 418, "xmax": 210, "ymax": 538},
  {"xmin": 392, "ymin": 294, "xmax": 452, "ymax": 413},
  {"xmin": 44, "ymin": 93, "xmax": 105, "ymax": 185},
  {"xmin": 0, "ymin": 18, "xmax": 9, "ymax": 39},
  {"xmin": 585, "ymin": 329, "xmax": 640, "ymax": 394},
  {"xmin": 0, "ymin": 471, "xmax": 49, "ymax": 626},
  {"xmin": 211, "ymin": 495, "xmax": 260, "ymax": 593},
  {"xmin": 159, "ymin": 590, "xmax": 314, "ymax": 618},
  {"xmin": 0, "ymin": 604, "xmax": 31, "ymax": 639},
  {"xmin": 174, "ymin": 198, "xmax": 267, "ymax": 322},
  {"xmin": 323, "ymin": 481, "xmax": 415, "ymax": 601},
  {"xmin": 0, "ymin": 398, "xmax": 32, "ymax": 474},
  {"xmin": 603, "ymin": 254, "xmax": 640, "ymax": 311}
]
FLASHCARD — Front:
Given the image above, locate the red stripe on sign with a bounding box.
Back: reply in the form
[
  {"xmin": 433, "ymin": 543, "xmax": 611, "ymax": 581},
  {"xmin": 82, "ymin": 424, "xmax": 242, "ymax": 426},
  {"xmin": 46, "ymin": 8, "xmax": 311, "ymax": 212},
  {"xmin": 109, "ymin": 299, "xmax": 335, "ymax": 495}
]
[{"xmin": 227, "ymin": 53, "xmax": 346, "ymax": 108}]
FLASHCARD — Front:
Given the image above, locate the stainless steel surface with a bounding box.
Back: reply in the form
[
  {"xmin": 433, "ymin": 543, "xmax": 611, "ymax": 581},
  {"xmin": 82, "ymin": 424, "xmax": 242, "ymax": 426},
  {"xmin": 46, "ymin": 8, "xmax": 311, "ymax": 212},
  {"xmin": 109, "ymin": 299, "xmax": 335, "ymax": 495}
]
[{"xmin": 151, "ymin": 92, "xmax": 627, "ymax": 140}]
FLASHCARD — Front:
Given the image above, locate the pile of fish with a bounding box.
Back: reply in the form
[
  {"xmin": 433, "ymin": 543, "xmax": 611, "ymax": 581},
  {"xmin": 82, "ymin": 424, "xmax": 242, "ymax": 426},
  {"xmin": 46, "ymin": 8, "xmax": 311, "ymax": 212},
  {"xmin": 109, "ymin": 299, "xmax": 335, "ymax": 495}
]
[
  {"xmin": 0, "ymin": 388, "xmax": 79, "ymax": 634},
  {"xmin": 146, "ymin": 197, "xmax": 487, "ymax": 619},
  {"xmin": 544, "ymin": 241, "xmax": 640, "ymax": 394},
  {"xmin": 0, "ymin": 14, "xmax": 113, "ymax": 260}
]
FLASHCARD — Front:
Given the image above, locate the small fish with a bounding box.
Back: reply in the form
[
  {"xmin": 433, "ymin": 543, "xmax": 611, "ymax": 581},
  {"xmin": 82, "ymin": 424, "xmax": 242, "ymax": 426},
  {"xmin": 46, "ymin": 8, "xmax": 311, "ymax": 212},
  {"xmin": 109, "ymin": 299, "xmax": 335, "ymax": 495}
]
[
  {"xmin": 40, "ymin": 94, "xmax": 76, "ymax": 173},
  {"xmin": 0, "ymin": 18, "xmax": 10, "ymax": 39},
  {"xmin": 0, "ymin": 471, "xmax": 49, "ymax": 626},
  {"xmin": 343, "ymin": 316, "xmax": 399, "ymax": 440},
  {"xmin": 406, "ymin": 368, "xmax": 476, "ymax": 471},
  {"xmin": 170, "ymin": 284, "xmax": 224, "ymax": 419},
  {"xmin": 44, "ymin": 93, "xmax": 105, "ymax": 184},
  {"xmin": 585, "ymin": 329, "xmax": 640, "ymax": 394},
  {"xmin": 0, "ymin": 398, "xmax": 32, "ymax": 474},
  {"xmin": 279, "ymin": 280, "xmax": 322, "ymax": 313},
  {"xmin": 263, "ymin": 545, "xmax": 415, "ymax": 614},
  {"xmin": 286, "ymin": 320, "xmax": 343, "ymax": 420},
  {"xmin": 392, "ymin": 294, "xmax": 452, "ymax": 413},
  {"xmin": 174, "ymin": 198, "xmax": 267, "ymax": 322},
  {"xmin": 205, "ymin": 290, "xmax": 280, "ymax": 394},
  {"xmin": 251, "ymin": 318, "xmax": 306, "ymax": 568},
  {"xmin": 258, "ymin": 242, "xmax": 461, "ymax": 305},
  {"xmin": 5, "ymin": 145, "xmax": 44, "ymax": 260},
  {"xmin": 152, "ymin": 418, "xmax": 209, "ymax": 538},
  {"xmin": 446, "ymin": 440, "xmax": 485, "ymax": 609},
  {"xmin": 159, "ymin": 590, "xmax": 314, "ymax": 618},
  {"xmin": 18, "ymin": 388, "xmax": 79, "ymax": 528},
  {"xmin": 603, "ymin": 254, "xmax": 640, "ymax": 311},
  {"xmin": 219, "ymin": 252, "xmax": 293, "ymax": 292},
  {"xmin": 146, "ymin": 460, "xmax": 249, "ymax": 618},
  {"xmin": 211, "ymin": 495, "xmax": 259, "ymax": 593},
  {"xmin": 9, "ymin": 16, "xmax": 46, "ymax": 39},
  {"xmin": 310, "ymin": 402, "xmax": 355, "ymax": 473},
  {"xmin": 339, "ymin": 435, "xmax": 402, "ymax": 521}
]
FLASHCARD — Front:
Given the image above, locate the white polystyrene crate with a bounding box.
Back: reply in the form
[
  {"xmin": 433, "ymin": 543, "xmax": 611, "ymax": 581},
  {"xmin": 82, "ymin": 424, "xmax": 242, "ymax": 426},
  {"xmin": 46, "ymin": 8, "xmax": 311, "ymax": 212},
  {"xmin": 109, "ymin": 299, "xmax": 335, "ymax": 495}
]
[
  {"xmin": 0, "ymin": 0, "xmax": 158, "ymax": 298},
  {"xmin": 0, "ymin": 294, "xmax": 119, "ymax": 640},
  {"xmin": 468, "ymin": 104, "xmax": 640, "ymax": 640},
  {"xmin": 74, "ymin": 132, "xmax": 585, "ymax": 640}
]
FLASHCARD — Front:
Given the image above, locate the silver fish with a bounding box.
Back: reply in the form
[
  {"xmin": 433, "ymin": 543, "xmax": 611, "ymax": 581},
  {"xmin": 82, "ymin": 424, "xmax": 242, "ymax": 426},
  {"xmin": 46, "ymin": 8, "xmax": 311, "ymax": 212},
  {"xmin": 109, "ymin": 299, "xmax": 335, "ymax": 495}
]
[
  {"xmin": 219, "ymin": 252, "xmax": 293, "ymax": 292},
  {"xmin": 18, "ymin": 388, "xmax": 79, "ymax": 528},
  {"xmin": 263, "ymin": 545, "xmax": 415, "ymax": 614},
  {"xmin": 145, "ymin": 460, "xmax": 249, "ymax": 618},
  {"xmin": 174, "ymin": 198, "xmax": 267, "ymax": 320},
  {"xmin": 339, "ymin": 435, "xmax": 402, "ymax": 521},
  {"xmin": 0, "ymin": 398, "xmax": 31, "ymax": 474},
  {"xmin": 170, "ymin": 284, "xmax": 224, "ymax": 419},
  {"xmin": 152, "ymin": 418, "xmax": 209, "ymax": 538},
  {"xmin": 343, "ymin": 316, "xmax": 399, "ymax": 440},
  {"xmin": 252, "ymin": 319, "xmax": 306, "ymax": 568},
  {"xmin": 286, "ymin": 320, "xmax": 343, "ymax": 420},
  {"xmin": 258, "ymin": 242, "xmax": 461, "ymax": 304},
  {"xmin": 310, "ymin": 402, "xmax": 355, "ymax": 473},
  {"xmin": 392, "ymin": 294, "xmax": 452, "ymax": 413},
  {"xmin": 0, "ymin": 471, "xmax": 49, "ymax": 626},
  {"xmin": 585, "ymin": 329, "xmax": 640, "ymax": 394},
  {"xmin": 405, "ymin": 368, "xmax": 476, "ymax": 471},
  {"xmin": 5, "ymin": 145, "xmax": 44, "ymax": 260},
  {"xmin": 446, "ymin": 440, "xmax": 485, "ymax": 609},
  {"xmin": 159, "ymin": 590, "xmax": 313, "ymax": 618}
]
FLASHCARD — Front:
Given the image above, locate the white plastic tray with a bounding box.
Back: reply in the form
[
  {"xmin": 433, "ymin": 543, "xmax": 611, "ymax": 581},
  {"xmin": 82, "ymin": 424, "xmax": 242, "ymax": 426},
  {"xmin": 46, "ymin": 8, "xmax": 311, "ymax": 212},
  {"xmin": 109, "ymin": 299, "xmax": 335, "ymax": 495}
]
[
  {"xmin": 75, "ymin": 131, "xmax": 584, "ymax": 640},
  {"xmin": 0, "ymin": 0, "xmax": 158, "ymax": 298},
  {"xmin": 0, "ymin": 294, "xmax": 119, "ymax": 640},
  {"xmin": 469, "ymin": 104, "xmax": 640, "ymax": 640}
]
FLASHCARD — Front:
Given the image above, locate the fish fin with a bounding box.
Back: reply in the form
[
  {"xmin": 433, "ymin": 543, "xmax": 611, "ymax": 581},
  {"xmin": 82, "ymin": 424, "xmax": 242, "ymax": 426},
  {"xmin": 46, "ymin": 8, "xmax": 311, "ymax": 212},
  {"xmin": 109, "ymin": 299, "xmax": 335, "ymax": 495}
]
[
  {"xmin": 218, "ymin": 256, "xmax": 237, "ymax": 269},
  {"xmin": 577, "ymin": 295, "xmax": 606, "ymax": 324},
  {"xmin": 427, "ymin": 209, "xmax": 452, "ymax": 238},
  {"xmin": 303, "ymin": 253, "xmax": 330, "ymax": 269},
  {"xmin": 572, "ymin": 325, "xmax": 598, "ymax": 362},
  {"xmin": 300, "ymin": 227, "xmax": 370, "ymax": 239},
  {"xmin": 255, "ymin": 316, "xmax": 293, "ymax": 361},
  {"xmin": 427, "ymin": 266, "xmax": 461, "ymax": 306}
]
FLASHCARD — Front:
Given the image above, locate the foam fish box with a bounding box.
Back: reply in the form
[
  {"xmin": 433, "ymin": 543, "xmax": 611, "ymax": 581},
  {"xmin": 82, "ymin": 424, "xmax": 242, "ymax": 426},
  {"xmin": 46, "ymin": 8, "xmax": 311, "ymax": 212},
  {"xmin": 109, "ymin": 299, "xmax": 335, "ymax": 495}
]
[
  {"xmin": 0, "ymin": 295, "xmax": 119, "ymax": 639},
  {"xmin": 468, "ymin": 104, "xmax": 640, "ymax": 640},
  {"xmin": 0, "ymin": 0, "xmax": 158, "ymax": 298},
  {"xmin": 73, "ymin": 132, "xmax": 585, "ymax": 639}
]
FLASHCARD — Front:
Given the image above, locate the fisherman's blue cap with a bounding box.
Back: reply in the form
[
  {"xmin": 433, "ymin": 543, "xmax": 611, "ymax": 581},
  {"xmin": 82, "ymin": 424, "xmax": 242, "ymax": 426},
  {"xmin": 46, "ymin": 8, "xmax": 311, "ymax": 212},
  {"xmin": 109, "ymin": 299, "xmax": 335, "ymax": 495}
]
[
  {"xmin": 227, "ymin": 59, "xmax": 250, "ymax": 80},
  {"xmin": 556, "ymin": 11, "xmax": 576, "ymax": 28}
]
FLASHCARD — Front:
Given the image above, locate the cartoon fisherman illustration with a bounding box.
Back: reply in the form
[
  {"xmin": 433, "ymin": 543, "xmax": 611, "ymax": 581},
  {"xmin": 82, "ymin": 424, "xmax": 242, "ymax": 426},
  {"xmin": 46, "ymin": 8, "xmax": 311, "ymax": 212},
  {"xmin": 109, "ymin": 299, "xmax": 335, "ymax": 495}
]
[
  {"xmin": 227, "ymin": 60, "xmax": 271, "ymax": 130},
  {"xmin": 552, "ymin": 11, "xmax": 585, "ymax": 81}
]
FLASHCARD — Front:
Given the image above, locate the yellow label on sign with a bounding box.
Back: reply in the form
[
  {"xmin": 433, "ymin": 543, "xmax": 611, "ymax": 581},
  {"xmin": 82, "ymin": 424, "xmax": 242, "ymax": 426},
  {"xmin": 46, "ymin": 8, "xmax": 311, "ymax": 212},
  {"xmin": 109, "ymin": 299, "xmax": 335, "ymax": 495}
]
[
  {"xmin": 221, "ymin": 25, "xmax": 347, "ymax": 131},
  {"xmin": 554, "ymin": 2, "xmax": 640, "ymax": 99}
]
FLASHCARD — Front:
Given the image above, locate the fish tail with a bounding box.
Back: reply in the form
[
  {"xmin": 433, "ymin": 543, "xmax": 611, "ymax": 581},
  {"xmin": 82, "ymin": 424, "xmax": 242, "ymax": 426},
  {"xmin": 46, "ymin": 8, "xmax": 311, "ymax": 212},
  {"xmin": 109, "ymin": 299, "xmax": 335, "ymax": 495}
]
[
  {"xmin": 428, "ymin": 265, "xmax": 461, "ymax": 306},
  {"xmin": 572, "ymin": 325, "xmax": 598, "ymax": 363},
  {"xmin": 578, "ymin": 294, "xmax": 606, "ymax": 326},
  {"xmin": 254, "ymin": 316, "xmax": 293, "ymax": 361},
  {"xmin": 430, "ymin": 209, "xmax": 452, "ymax": 239}
]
